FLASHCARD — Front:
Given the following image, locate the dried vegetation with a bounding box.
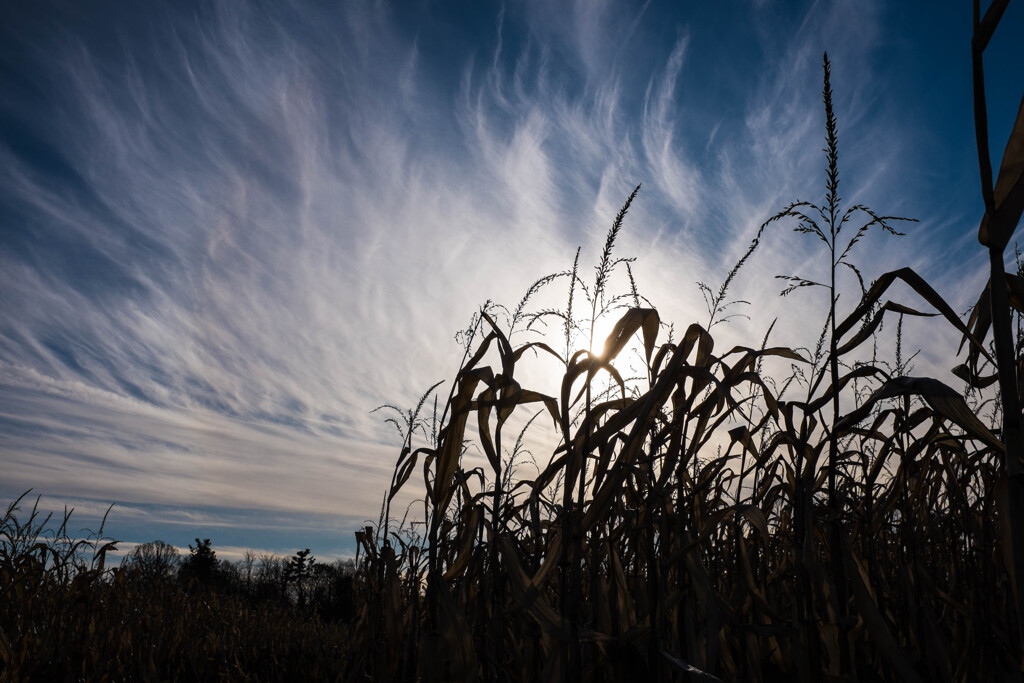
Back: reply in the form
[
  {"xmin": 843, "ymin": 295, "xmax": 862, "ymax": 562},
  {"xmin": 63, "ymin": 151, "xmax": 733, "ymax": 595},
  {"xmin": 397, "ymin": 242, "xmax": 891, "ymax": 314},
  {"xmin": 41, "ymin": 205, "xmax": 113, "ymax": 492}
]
[
  {"xmin": 349, "ymin": 18, "xmax": 1024, "ymax": 681},
  {"xmin": 3, "ymin": 3, "xmax": 1024, "ymax": 681}
]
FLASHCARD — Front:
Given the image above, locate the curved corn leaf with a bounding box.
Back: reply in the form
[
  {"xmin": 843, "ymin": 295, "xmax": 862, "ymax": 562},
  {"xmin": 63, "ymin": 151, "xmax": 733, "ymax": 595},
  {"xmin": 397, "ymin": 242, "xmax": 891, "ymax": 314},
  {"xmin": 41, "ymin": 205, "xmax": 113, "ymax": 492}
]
[{"xmin": 835, "ymin": 375, "xmax": 1001, "ymax": 451}]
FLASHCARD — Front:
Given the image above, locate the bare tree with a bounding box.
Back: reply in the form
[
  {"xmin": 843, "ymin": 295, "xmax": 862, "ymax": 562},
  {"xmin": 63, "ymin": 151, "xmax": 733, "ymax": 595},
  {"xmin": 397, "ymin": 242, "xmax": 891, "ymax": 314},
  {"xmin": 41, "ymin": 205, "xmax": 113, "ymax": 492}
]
[
  {"xmin": 122, "ymin": 540, "xmax": 179, "ymax": 580},
  {"xmin": 239, "ymin": 549, "xmax": 257, "ymax": 587}
]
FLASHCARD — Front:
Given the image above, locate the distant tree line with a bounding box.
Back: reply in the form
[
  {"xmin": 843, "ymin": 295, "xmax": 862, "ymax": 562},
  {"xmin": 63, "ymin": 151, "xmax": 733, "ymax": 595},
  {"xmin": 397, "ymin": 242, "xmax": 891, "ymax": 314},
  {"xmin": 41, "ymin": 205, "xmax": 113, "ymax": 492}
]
[{"xmin": 120, "ymin": 538, "xmax": 357, "ymax": 622}]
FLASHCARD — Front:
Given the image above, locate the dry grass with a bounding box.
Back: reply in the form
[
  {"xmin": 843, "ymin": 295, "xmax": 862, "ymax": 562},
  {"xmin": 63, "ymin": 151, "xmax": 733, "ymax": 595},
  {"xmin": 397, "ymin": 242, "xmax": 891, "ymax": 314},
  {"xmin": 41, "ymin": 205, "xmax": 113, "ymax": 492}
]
[{"xmin": 1, "ymin": 492, "xmax": 357, "ymax": 681}]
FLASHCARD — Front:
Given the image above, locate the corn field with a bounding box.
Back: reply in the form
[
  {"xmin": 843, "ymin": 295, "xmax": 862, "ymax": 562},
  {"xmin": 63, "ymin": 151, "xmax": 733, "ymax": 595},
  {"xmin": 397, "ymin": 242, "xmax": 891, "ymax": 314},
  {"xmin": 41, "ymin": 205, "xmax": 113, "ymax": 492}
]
[
  {"xmin": 3, "ymin": 3, "xmax": 1024, "ymax": 681},
  {"xmin": 349, "ymin": 19, "xmax": 1024, "ymax": 681}
]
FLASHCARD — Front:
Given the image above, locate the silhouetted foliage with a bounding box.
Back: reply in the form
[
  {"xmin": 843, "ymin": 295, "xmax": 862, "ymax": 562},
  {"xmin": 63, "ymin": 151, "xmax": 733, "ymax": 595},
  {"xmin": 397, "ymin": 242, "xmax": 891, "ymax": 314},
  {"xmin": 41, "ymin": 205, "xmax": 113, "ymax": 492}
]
[
  {"xmin": 121, "ymin": 540, "xmax": 180, "ymax": 582},
  {"xmin": 309, "ymin": 559, "xmax": 358, "ymax": 622},
  {"xmin": 1, "ymin": 497, "xmax": 364, "ymax": 680},
  {"xmin": 179, "ymin": 537, "xmax": 218, "ymax": 586}
]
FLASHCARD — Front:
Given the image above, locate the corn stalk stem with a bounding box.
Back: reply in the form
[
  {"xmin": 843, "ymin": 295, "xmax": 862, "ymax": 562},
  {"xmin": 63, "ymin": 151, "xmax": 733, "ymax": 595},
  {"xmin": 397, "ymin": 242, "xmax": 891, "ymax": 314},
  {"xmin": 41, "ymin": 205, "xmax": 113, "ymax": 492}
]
[
  {"xmin": 824, "ymin": 52, "xmax": 852, "ymax": 677},
  {"xmin": 972, "ymin": 0, "xmax": 1024, "ymax": 638},
  {"xmin": 986, "ymin": 248, "xmax": 1024, "ymax": 628}
]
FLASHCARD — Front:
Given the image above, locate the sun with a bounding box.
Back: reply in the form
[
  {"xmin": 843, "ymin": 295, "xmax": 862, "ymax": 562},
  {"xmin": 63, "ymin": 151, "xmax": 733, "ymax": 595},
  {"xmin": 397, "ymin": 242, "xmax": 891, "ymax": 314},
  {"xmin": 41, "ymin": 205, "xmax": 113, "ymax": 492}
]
[{"xmin": 585, "ymin": 313, "xmax": 620, "ymax": 357}]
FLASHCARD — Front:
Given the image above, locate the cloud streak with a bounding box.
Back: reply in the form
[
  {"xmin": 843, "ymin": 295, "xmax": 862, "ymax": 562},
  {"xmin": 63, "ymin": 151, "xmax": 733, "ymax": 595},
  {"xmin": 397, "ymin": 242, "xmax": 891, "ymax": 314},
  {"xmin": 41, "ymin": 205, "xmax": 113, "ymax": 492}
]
[{"xmin": 1, "ymin": 0, "xmax": 1013, "ymax": 555}]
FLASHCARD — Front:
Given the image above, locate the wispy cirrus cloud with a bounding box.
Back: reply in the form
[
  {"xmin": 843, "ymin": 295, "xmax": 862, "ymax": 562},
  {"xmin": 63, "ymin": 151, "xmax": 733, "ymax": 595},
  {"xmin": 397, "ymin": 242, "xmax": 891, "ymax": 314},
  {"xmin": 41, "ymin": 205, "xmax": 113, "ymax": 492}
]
[{"xmin": 1, "ymin": 0, "xmax": 1012, "ymax": 555}]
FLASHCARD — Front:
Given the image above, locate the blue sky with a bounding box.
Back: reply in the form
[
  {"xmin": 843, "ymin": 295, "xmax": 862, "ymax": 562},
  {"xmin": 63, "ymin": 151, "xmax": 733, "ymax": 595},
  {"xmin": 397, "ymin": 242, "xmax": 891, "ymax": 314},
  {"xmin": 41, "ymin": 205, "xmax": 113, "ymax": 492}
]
[{"xmin": 1, "ymin": 0, "xmax": 1022, "ymax": 562}]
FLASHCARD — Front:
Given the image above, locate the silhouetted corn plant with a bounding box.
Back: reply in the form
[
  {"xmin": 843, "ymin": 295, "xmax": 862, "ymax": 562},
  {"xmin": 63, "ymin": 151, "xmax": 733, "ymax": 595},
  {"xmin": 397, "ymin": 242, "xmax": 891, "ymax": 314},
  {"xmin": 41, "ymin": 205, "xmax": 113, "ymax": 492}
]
[
  {"xmin": 962, "ymin": 0, "xmax": 1024, "ymax": 636},
  {"xmin": 360, "ymin": 44, "xmax": 1023, "ymax": 683},
  {"xmin": 6, "ymin": 17, "xmax": 1022, "ymax": 681}
]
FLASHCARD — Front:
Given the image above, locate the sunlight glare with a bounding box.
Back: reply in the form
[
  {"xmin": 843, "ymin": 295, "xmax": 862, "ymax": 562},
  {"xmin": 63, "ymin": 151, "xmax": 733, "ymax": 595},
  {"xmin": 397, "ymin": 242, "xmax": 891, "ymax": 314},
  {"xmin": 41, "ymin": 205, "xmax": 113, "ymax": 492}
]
[{"xmin": 587, "ymin": 314, "xmax": 620, "ymax": 357}]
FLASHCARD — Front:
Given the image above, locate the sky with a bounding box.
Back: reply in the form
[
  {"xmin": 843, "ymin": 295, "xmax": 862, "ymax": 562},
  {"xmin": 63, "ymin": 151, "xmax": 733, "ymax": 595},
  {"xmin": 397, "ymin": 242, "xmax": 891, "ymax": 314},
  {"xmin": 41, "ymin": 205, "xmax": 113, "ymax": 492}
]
[{"xmin": 1, "ymin": 0, "xmax": 1022, "ymax": 563}]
